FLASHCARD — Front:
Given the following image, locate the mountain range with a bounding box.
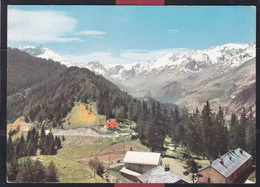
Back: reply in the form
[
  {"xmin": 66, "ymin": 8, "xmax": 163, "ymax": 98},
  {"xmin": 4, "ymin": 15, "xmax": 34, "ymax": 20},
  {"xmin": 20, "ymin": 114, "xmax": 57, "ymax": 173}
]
[{"xmin": 18, "ymin": 43, "xmax": 256, "ymax": 116}]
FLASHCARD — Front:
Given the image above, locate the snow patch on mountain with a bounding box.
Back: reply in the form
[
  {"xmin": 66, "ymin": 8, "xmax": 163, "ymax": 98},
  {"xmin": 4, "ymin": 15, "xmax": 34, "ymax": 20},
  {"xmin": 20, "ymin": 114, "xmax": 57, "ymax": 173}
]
[
  {"xmin": 18, "ymin": 46, "xmax": 76, "ymax": 67},
  {"xmin": 85, "ymin": 42, "xmax": 255, "ymax": 81}
]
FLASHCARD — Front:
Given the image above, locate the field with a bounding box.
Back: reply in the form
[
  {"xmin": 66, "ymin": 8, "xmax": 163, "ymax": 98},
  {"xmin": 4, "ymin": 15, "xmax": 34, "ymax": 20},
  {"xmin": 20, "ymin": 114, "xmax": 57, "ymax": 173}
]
[
  {"xmin": 77, "ymin": 140, "xmax": 150, "ymax": 165},
  {"xmin": 62, "ymin": 102, "xmax": 106, "ymax": 129},
  {"xmin": 30, "ymin": 155, "xmax": 105, "ymax": 183}
]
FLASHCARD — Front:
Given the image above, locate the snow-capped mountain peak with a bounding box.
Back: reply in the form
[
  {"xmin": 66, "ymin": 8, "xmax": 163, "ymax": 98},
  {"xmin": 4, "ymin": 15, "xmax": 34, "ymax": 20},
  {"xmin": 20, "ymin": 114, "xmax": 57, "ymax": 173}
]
[
  {"xmin": 18, "ymin": 46, "xmax": 76, "ymax": 67},
  {"xmin": 86, "ymin": 42, "xmax": 255, "ymax": 80},
  {"xmin": 85, "ymin": 61, "xmax": 106, "ymax": 74}
]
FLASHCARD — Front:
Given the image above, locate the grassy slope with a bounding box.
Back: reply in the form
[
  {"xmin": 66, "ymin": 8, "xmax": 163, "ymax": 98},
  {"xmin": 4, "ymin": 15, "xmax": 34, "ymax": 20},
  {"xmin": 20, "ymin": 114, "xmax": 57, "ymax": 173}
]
[
  {"xmin": 62, "ymin": 102, "xmax": 106, "ymax": 129},
  {"xmin": 30, "ymin": 155, "xmax": 105, "ymax": 183},
  {"xmin": 57, "ymin": 139, "xmax": 113, "ymax": 160},
  {"xmin": 28, "ymin": 138, "xmax": 113, "ymax": 183}
]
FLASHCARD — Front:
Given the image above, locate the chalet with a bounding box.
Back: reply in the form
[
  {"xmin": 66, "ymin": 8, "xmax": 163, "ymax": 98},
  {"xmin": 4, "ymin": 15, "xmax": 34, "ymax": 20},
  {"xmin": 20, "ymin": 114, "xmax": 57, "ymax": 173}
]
[
  {"xmin": 106, "ymin": 118, "xmax": 118, "ymax": 130},
  {"xmin": 137, "ymin": 166, "xmax": 187, "ymax": 183},
  {"xmin": 120, "ymin": 151, "xmax": 187, "ymax": 183},
  {"xmin": 197, "ymin": 148, "xmax": 252, "ymax": 184},
  {"xmin": 120, "ymin": 151, "xmax": 161, "ymax": 182}
]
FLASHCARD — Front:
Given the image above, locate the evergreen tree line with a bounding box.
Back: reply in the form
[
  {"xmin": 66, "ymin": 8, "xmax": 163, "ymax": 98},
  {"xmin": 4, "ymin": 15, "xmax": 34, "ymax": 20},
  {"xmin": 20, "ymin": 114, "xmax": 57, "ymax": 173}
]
[
  {"xmin": 7, "ymin": 127, "xmax": 63, "ymax": 163},
  {"xmin": 7, "ymin": 158, "xmax": 58, "ymax": 182},
  {"xmin": 39, "ymin": 127, "xmax": 62, "ymax": 155},
  {"xmin": 135, "ymin": 101, "xmax": 255, "ymax": 160}
]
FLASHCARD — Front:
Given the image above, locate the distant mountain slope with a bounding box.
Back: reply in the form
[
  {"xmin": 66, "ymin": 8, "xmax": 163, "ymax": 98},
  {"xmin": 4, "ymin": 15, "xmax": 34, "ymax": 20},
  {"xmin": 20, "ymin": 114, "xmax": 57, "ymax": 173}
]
[
  {"xmin": 176, "ymin": 58, "xmax": 255, "ymax": 115},
  {"xmin": 18, "ymin": 46, "xmax": 76, "ymax": 67},
  {"xmin": 7, "ymin": 48, "xmax": 67, "ymax": 96}
]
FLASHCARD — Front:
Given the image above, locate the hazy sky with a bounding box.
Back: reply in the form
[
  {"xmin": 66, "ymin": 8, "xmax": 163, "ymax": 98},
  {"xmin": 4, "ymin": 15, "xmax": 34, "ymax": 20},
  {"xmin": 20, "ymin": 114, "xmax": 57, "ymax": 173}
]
[{"xmin": 8, "ymin": 6, "xmax": 256, "ymax": 64}]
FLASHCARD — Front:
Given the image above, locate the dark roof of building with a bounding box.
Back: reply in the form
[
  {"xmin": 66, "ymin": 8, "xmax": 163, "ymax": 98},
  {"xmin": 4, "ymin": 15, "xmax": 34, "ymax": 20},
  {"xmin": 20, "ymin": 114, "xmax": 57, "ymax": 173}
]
[
  {"xmin": 199, "ymin": 148, "xmax": 252, "ymax": 178},
  {"xmin": 123, "ymin": 151, "xmax": 161, "ymax": 165},
  {"xmin": 137, "ymin": 166, "xmax": 184, "ymax": 183},
  {"xmin": 108, "ymin": 118, "xmax": 117, "ymax": 123}
]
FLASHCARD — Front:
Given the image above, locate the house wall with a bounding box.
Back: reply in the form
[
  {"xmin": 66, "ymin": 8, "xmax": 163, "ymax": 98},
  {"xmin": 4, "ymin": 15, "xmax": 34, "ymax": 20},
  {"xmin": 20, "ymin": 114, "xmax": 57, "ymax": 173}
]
[
  {"xmin": 125, "ymin": 163, "xmax": 156, "ymax": 174},
  {"xmin": 227, "ymin": 158, "xmax": 252, "ymax": 183},
  {"xmin": 106, "ymin": 122, "xmax": 118, "ymax": 129},
  {"xmin": 120, "ymin": 171, "xmax": 139, "ymax": 182},
  {"xmin": 198, "ymin": 158, "xmax": 253, "ymax": 184},
  {"xmin": 197, "ymin": 167, "xmax": 226, "ymax": 183}
]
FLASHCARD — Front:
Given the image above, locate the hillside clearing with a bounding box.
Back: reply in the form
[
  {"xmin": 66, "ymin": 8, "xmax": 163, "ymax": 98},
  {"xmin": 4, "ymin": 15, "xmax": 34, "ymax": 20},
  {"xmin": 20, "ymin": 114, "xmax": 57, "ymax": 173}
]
[{"xmin": 62, "ymin": 102, "xmax": 106, "ymax": 129}]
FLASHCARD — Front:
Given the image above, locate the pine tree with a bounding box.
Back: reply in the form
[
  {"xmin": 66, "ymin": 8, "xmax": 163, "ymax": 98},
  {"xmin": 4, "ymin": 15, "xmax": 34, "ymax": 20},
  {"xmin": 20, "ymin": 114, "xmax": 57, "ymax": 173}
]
[
  {"xmin": 45, "ymin": 161, "xmax": 58, "ymax": 182},
  {"xmin": 183, "ymin": 158, "xmax": 200, "ymax": 183},
  {"xmin": 229, "ymin": 113, "xmax": 239, "ymax": 149},
  {"xmin": 33, "ymin": 160, "xmax": 46, "ymax": 182},
  {"xmin": 7, "ymin": 136, "xmax": 14, "ymax": 162},
  {"xmin": 238, "ymin": 108, "xmax": 247, "ymax": 149},
  {"xmin": 214, "ymin": 107, "xmax": 228, "ymax": 157},
  {"xmin": 56, "ymin": 137, "xmax": 62, "ymax": 149},
  {"xmin": 15, "ymin": 158, "xmax": 34, "ymax": 182},
  {"xmin": 7, "ymin": 158, "xmax": 19, "ymax": 182},
  {"xmin": 39, "ymin": 126, "xmax": 46, "ymax": 150},
  {"xmin": 201, "ymin": 101, "xmax": 214, "ymax": 158},
  {"xmin": 245, "ymin": 108, "xmax": 256, "ymax": 158}
]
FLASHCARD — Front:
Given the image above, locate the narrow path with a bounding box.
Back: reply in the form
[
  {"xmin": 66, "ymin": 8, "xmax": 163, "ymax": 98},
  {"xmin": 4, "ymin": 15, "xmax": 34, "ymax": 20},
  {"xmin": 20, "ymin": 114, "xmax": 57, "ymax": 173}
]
[{"xmin": 52, "ymin": 127, "xmax": 114, "ymax": 138}]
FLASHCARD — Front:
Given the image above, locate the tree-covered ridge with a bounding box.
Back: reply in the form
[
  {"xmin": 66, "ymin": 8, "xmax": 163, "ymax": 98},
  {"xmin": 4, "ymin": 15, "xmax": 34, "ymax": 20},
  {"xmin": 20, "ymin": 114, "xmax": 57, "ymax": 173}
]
[
  {"xmin": 7, "ymin": 66, "xmax": 126, "ymax": 125},
  {"xmin": 7, "ymin": 48, "xmax": 67, "ymax": 96}
]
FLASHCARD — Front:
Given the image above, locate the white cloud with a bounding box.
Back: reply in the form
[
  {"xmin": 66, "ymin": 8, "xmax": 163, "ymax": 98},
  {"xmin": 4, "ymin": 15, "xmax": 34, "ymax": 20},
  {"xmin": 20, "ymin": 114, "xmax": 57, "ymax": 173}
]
[
  {"xmin": 65, "ymin": 52, "xmax": 129, "ymax": 65},
  {"xmin": 120, "ymin": 48, "xmax": 189, "ymax": 62},
  {"xmin": 65, "ymin": 48, "xmax": 190, "ymax": 65},
  {"xmin": 8, "ymin": 9, "xmax": 82, "ymax": 43},
  {"xmin": 167, "ymin": 29, "xmax": 179, "ymax": 34},
  {"xmin": 75, "ymin": 30, "xmax": 107, "ymax": 36}
]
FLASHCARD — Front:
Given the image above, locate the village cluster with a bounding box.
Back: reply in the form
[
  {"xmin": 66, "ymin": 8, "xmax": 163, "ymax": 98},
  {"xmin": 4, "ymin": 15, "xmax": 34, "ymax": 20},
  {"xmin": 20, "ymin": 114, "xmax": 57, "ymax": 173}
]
[{"xmin": 105, "ymin": 119, "xmax": 253, "ymax": 184}]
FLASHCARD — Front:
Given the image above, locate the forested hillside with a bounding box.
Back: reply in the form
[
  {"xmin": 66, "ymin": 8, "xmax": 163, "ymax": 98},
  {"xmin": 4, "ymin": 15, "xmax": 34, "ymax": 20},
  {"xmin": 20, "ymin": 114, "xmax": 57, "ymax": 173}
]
[{"xmin": 7, "ymin": 48, "xmax": 67, "ymax": 96}]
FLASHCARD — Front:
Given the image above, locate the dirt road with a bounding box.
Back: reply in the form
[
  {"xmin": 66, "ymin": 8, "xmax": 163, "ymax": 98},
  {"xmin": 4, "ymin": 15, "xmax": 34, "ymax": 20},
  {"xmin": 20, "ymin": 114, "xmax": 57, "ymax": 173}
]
[{"xmin": 52, "ymin": 128, "xmax": 114, "ymax": 138}]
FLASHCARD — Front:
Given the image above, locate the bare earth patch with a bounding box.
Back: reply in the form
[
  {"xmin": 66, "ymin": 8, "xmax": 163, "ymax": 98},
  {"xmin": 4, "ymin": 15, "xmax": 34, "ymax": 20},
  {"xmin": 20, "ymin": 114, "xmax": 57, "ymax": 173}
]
[
  {"xmin": 162, "ymin": 157, "xmax": 192, "ymax": 183},
  {"xmin": 77, "ymin": 141, "xmax": 149, "ymax": 166}
]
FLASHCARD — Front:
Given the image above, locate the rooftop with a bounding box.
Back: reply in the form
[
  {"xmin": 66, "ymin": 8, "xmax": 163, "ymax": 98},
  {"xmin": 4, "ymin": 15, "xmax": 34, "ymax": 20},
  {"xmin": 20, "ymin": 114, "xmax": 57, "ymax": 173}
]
[
  {"xmin": 120, "ymin": 167, "xmax": 141, "ymax": 177},
  {"xmin": 123, "ymin": 151, "xmax": 161, "ymax": 165},
  {"xmin": 199, "ymin": 148, "xmax": 252, "ymax": 178},
  {"xmin": 138, "ymin": 166, "xmax": 183, "ymax": 183}
]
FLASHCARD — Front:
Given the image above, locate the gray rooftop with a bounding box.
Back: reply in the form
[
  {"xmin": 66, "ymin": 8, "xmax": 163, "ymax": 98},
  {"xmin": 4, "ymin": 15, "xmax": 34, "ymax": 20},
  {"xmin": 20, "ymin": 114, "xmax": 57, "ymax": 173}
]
[
  {"xmin": 137, "ymin": 166, "xmax": 182, "ymax": 183},
  {"xmin": 199, "ymin": 148, "xmax": 252, "ymax": 178},
  {"xmin": 123, "ymin": 151, "xmax": 161, "ymax": 165}
]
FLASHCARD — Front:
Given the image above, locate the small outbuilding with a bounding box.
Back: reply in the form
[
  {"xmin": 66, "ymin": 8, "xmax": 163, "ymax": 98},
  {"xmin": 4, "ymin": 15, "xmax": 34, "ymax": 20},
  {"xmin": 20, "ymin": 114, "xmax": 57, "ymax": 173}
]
[
  {"xmin": 106, "ymin": 118, "xmax": 118, "ymax": 130},
  {"xmin": 197, "ymin": 148, "xmax": 252, "ymax": 183}
]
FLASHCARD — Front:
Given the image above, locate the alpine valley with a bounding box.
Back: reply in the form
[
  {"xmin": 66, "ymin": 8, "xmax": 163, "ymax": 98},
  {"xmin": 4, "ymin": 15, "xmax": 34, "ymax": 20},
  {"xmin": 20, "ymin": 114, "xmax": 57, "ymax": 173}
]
[{"xmin": 19, "ymin": 43, "xmax": 256, "ymax": 117}]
